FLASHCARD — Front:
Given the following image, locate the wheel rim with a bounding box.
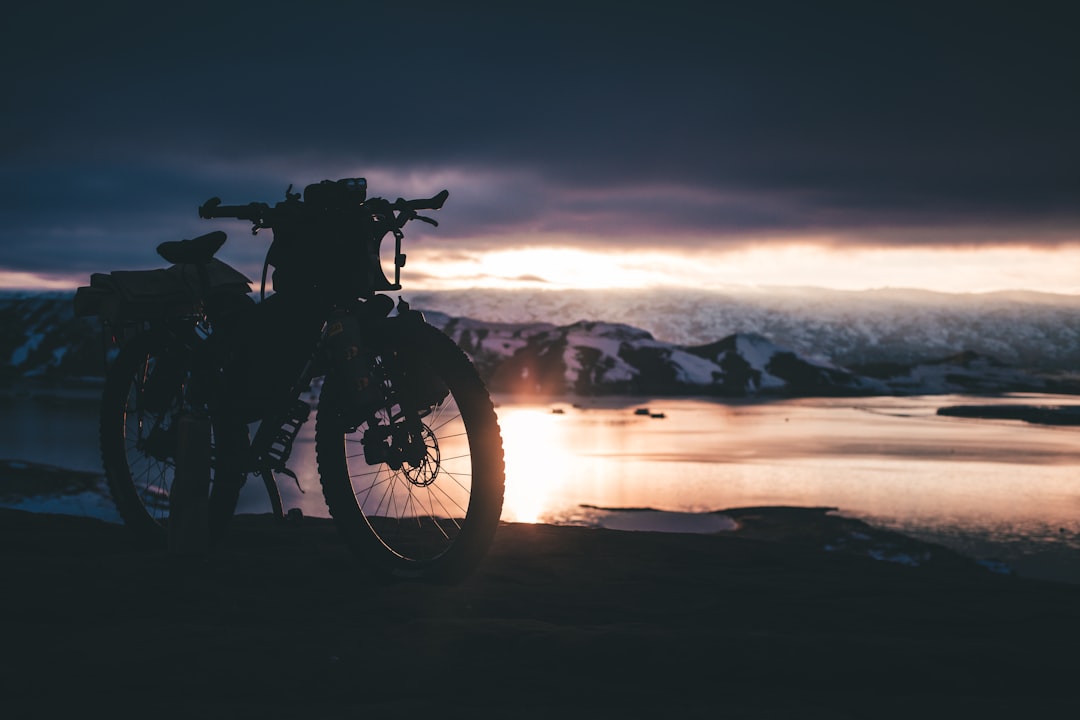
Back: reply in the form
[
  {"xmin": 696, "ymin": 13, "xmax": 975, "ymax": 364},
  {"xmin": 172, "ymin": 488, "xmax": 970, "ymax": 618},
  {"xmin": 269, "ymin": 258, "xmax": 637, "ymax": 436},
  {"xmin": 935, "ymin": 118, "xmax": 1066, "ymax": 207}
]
[
  {"xmin": 342, "ymin": 388, "xmax": 475, "ymax": 564},
  {"xmin": 121, "ymin": 353, "xmax": 179, "ymax": 525}
]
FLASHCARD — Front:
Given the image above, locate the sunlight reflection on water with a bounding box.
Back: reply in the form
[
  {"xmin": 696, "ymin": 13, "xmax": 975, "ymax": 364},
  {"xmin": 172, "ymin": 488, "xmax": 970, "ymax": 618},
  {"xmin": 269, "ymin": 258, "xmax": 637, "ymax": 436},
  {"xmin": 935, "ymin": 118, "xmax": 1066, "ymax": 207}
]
[
  {"xmin": 3, "ymin": 390, "xmax": 1078, "ymax": 581},
  {"xmin": 489, "ymin": 394, "xmax": 1080, "ymax": 581},
  {"xmin": 495, "ymin": 394, "xmax": 1080, "ymax": 527}
]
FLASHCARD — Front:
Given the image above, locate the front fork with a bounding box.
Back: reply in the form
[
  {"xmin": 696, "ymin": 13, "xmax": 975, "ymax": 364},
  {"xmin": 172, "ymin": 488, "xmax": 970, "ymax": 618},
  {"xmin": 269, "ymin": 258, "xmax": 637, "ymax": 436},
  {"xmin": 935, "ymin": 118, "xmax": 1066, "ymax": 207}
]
[{"xmin": 346, "ymin": 298, "xmax": 440, "ymax": 475}]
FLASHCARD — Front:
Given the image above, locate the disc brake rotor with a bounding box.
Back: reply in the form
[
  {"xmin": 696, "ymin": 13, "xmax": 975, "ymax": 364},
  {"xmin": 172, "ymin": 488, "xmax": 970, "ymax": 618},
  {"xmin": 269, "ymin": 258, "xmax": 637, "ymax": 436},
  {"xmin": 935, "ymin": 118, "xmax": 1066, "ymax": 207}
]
[{"xmin": 401, "ymin": 423, "xmax": 440, "ymax": 487}]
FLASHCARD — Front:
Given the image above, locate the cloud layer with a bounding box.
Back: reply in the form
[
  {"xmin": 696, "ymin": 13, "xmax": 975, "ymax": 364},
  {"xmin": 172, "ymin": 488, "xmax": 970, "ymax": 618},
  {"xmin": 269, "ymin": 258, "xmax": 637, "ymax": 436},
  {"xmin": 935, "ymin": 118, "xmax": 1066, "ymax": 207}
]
[{"xmin": 2, "ymin": 1, "xmax": 1078, "ymax": 282}]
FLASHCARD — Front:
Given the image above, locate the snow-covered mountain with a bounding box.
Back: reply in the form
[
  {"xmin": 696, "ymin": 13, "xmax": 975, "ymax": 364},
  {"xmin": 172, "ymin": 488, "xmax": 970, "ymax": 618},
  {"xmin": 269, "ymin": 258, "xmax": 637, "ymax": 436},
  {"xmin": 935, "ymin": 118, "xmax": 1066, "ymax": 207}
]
[
  {"xmin": 2, "ymin": 291, "xmax": 1074, "ymax": 397},
  {"xmin": 408, "ymin": 287, "xmax": 1080, "ymax": 372},
  {"xmin": 0, "ymin": 292, "xmax": 104, "ymax": 384},
  {"xmin": 424, "ymin": 313, "xmax": 1058, "ymax": 397}
]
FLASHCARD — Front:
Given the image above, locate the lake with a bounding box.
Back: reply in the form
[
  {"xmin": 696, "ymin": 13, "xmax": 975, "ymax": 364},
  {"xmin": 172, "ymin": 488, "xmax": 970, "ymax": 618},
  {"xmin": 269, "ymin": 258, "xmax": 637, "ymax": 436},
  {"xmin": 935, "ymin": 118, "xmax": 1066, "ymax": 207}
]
[{"xmin": 2, "ymin": 389, "xmax": 1078, "ymax": 583}]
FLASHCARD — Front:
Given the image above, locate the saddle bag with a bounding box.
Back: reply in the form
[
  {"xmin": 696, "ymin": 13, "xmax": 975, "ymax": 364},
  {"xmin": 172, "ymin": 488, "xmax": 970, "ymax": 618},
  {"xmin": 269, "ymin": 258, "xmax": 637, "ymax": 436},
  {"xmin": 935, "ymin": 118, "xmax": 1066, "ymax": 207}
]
[{"xmin": 74, "ymin": 260, "xmax": 251, "ymax": 323}]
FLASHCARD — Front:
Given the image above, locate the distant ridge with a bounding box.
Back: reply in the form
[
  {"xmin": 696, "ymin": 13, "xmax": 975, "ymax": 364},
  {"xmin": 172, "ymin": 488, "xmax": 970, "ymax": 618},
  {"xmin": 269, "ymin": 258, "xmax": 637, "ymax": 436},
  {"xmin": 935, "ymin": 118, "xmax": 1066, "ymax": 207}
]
[
  {"xmin": 3, "ymin": 292, "xmax": 1077, "ymax": 396},
  {"xmin": 408, "ymin": 286, "xmax": 1080, "ymax": 372},
  {"xmin": 425, "ymin": 313, "xmax": 1064, "ymax": 397}
]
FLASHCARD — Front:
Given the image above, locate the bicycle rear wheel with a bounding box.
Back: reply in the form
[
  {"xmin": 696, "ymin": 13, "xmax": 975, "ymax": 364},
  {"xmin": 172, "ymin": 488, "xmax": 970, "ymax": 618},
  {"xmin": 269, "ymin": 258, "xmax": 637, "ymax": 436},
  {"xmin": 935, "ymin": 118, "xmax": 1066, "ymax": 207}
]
[{"xmin": 99, "ymin": 331, "xmax": 282, "ymax": 545}]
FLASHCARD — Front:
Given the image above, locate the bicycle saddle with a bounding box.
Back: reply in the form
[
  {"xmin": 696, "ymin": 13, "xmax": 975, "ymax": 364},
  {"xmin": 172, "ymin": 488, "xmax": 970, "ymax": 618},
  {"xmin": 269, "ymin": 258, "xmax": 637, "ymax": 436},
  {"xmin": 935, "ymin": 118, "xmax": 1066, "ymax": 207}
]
[{"xmin": 156, "ymin": 231, "xmax": 227, "ymax": 265}]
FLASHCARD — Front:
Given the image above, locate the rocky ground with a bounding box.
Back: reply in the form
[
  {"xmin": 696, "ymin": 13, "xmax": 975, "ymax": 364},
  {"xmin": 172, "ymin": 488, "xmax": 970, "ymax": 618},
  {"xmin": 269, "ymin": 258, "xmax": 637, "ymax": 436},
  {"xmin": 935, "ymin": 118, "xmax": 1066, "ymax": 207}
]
[{"xmin": 2, "ymin": 506, "xmax": 1078, "ymax": 718}]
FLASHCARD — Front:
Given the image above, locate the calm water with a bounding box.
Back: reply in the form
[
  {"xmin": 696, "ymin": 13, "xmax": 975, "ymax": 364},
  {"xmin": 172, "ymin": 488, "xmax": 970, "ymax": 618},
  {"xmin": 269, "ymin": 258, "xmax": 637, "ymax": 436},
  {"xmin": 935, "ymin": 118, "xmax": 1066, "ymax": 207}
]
[{"xmin": 2, "ymin": 389, "xmax": 1078, "ymax": 582}]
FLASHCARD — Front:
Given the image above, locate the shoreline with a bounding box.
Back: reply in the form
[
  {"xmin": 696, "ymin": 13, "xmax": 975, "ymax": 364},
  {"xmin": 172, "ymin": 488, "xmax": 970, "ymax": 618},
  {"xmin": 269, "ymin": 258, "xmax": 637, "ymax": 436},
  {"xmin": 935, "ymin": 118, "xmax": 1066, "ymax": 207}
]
[
  {"xmin": 938, "ymin": 403, "xmax": 1080, "ymax": 426},
  {"xmin": 3, "ymin": 453, "xmax": 1079, "ymax": 586},
  {"xmin": 7, "ymin": 376, "xmax": 1080, "ymax": 401}
]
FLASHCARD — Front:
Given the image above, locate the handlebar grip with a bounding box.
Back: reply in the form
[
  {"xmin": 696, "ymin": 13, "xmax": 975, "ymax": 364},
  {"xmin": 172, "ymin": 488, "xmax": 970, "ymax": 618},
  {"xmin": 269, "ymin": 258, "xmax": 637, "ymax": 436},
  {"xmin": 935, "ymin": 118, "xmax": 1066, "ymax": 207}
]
[
  {"xmin": 198, "ymin": 197, "xmax": 268, "ymax": 221},
  {"xmin": 405, "ymin": 189, "xmax": 449, "ymax": 211}
]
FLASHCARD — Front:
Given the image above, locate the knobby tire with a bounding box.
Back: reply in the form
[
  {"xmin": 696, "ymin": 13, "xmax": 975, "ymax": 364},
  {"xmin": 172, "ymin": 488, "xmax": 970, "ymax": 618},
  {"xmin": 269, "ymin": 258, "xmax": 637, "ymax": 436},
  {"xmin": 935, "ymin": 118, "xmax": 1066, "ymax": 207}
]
[
  {"xmin": 99, "ymin": 331, "xmax": 278, "ymax": 546},
  {"xmin": 316, "ymin": 321, "xmax": 505, "ymax": 582}
]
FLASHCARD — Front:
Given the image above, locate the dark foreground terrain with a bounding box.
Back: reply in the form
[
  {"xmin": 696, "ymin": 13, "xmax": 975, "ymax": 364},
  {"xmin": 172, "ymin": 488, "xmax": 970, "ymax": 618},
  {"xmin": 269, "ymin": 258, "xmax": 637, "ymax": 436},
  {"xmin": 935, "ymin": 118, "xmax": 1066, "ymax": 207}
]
[{"xmin": 2, "ymin": 507, "xmax": 1078, "ymax": 718}]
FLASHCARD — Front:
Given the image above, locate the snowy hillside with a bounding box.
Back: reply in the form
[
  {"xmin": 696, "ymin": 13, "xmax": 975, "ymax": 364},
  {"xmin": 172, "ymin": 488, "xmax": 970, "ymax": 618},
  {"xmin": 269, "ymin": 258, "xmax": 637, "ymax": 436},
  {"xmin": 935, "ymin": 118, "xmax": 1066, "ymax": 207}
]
[
  {"xmin": 408, "ymin": 287, "xmax": 1080, "ymax": 372},
  {"xmin": 0, "ymin": 292, "xmax": 103, "ymax": 384},
  {"xmin": 424, "ymin": 315, "xmax": 1056, "ymax": 397}
]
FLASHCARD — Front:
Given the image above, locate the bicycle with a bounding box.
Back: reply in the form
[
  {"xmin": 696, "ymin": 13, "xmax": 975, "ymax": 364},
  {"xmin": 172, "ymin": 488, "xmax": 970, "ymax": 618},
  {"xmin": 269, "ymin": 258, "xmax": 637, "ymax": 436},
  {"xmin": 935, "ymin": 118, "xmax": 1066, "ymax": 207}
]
[{"xmin": 75, "ymin": 178, "xmax": 505, "ymax": 581}]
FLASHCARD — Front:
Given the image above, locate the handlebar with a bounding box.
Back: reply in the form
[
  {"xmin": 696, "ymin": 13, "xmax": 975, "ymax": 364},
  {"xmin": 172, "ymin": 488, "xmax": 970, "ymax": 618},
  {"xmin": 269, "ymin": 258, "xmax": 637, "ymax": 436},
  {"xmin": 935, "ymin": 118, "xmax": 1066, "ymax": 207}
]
[
  {"xmin": 402, "ymin": 189, "xmax": 449, "ymax": 212},
  {"xmin": 198, "ymin": 198, "xmax": 270, "ymax": 222},
  {"xmin": 196, "ymin": 180, "xmax": 447, "ymax": 295},
  {"xmin": 197, "ymin": 187, "xmax": 449, "ymax": 230}
]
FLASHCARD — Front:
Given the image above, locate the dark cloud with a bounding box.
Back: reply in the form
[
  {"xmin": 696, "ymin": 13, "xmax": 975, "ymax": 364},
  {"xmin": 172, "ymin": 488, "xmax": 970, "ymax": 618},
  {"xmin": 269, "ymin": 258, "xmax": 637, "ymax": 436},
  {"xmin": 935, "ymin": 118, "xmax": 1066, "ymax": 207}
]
[{"xmin": 2, "ymin": 1, "xmax": 1078, "ymax": 281}]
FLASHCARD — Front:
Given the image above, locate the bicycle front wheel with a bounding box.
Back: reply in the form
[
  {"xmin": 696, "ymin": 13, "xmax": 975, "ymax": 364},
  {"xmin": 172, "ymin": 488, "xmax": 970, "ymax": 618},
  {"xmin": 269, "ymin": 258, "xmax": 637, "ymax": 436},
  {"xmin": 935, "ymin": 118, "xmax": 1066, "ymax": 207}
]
[{"xmin": 316, "ymin": 320, "xmax": 505, "ymax": 581}]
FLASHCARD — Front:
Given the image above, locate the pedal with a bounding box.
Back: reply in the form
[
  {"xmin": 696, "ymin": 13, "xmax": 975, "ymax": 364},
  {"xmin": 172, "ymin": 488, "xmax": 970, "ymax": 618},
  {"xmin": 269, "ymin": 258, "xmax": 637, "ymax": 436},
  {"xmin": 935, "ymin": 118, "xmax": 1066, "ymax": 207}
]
[{"xmin": 253, "ymin": 399, "xmax": 311, "ymax": 492}]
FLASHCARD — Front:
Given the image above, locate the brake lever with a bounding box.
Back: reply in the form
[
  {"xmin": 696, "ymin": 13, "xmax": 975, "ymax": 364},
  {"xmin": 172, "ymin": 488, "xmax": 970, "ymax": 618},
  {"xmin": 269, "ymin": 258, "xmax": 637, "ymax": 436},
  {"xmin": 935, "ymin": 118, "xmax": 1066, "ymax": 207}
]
[{"xmin": 416, "ymin": 215, "xmax": 439, "ymax": 226}]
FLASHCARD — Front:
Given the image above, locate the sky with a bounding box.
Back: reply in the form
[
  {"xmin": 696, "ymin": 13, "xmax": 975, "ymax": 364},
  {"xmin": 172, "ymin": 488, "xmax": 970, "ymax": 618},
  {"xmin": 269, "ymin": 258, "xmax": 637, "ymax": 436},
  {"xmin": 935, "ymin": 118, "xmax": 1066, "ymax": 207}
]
[{"xmin": 2, "ymin": 1, "xmax": 1079, "ymax": 295}]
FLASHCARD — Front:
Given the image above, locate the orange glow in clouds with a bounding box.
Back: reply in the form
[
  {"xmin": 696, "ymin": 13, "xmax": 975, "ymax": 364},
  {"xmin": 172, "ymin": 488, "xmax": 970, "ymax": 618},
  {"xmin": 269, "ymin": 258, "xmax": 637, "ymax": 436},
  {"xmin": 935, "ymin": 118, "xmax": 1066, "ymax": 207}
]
[
  {"xmin": 3, "ymin": 241, "xmax": 1079, "ymax": 296},
  {"xmin": 0, "ymin": 271, "xmax": 84, "ymax": 291},
  {"xmin": 403, "ymin": 243, "xmax": 1080, "ymax": 294}
]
